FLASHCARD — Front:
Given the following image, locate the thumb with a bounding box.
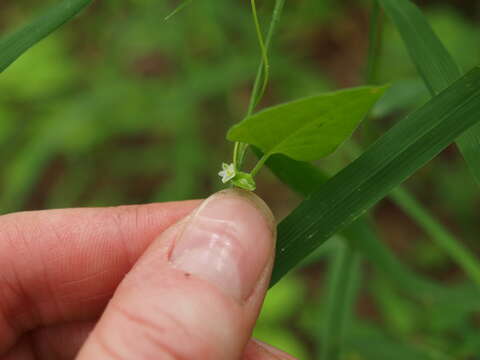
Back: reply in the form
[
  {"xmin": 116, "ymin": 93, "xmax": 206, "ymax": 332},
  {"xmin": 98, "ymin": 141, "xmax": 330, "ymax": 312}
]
[{"xmin": 77, "ymin": 189, "xmax": 276, "ymax": 360}]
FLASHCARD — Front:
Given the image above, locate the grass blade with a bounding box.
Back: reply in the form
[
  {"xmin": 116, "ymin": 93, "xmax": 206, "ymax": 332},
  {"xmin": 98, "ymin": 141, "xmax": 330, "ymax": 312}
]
[
  {"xmin": 321, "ymin": 243, "xmax": 361, "ymax": 360},
  {"xmin": 164, "ymin": 0, "xmax": 192, "ymax": 21},
  {"xmin": 263, "ymin": 152, "xmax": 480, "ymax": 304},
  {"xmin": 263, "ymin": 152, "xmax": 474, "ymax": 300},
  {"xmin": 265, "ymin": 149, "xmax": 480, "ymax": 303},
  {"xmin": 0, "ymin": 0, "xmax": 92, "ymax": 73},
  {"xmin": 378, "ymin": 0, "xmax": 480, "ymax": 185},
  {"xmin": 271, "ymin": 66, "xmax": 480, "ymax": 285}
]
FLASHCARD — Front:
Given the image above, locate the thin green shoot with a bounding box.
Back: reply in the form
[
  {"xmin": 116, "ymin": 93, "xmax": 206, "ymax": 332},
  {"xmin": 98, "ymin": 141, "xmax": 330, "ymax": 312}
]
[
  {"xmin": 233, "ymin": 0, "xmax": 270, "ymax": 172},
  {"xmin": 164, "ymin": 0, "xmax": 192, "ymax": 21},
  {"xmin": 233, "ymin": 0, "xmax": 285, "ymax": 171},
  {"xmin": 365, "ymin": 1, "xmax": 382, "ymax": 84},
  {"xmin": 250, "ymin": 153, "xmax": 270, "ymax": 178},
  {"xmin": 250, "ymin": 0, "xmax": 270, "ymax": 110}
]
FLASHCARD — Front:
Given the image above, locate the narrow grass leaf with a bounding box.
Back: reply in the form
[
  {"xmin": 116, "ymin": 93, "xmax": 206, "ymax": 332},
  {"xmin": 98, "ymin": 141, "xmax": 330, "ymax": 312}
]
[
  {"xmin": 262, "ymin": 151, "xmax": 480, "ymax": 301},
  {"xmin": 321, "ymin": 243, "xmax": 360, "ymax": 360},
  {"xmin": 0, "ymin": 0, "xmax": 92, "ymax": 73},
  {"xmin": 271, "ymin": 67, "xmax": 480, "ymax": 285},
  {"xmin": 228, "ymin": 86, "xmax": 386, "ymax": 162},
  {"xmin": 164, "ymin": 0, "xmax": 192, "ymax": 21},
  {"xmin": 379, "ymin": 0, "xmax": 480, "ymax": 185},
  {"xmin": 265, "ymin": 140, "xmax": 480, "ymax": 308}
]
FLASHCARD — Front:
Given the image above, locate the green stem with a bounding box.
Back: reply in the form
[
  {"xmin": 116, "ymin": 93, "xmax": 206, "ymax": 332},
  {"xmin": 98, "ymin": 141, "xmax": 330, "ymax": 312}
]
[
  {"xmin": 250, "ymin": 153, "xmax": 270, "ymax": 178},
  {"xmin": 365, "ymin": 0, "xmax": 381, "ymax": 84},
  {"xmin": 390, "ymin": 187, "xmax": 480, "ymax": 286},
  {"xmin": 164, "ymin": 0, "xmax": 192, "ymax": 21},
  {"xmin": 250, "ymin": 0, "xmax": 270, "ymax": 107},
  {"xmin": 247, "ymin": 0, "xmax": 283, "ymax": 115},
  {"xmin": 232, "ymin": 141, "xmax": 240, "ymax": 169},
  {"xmin": 360, "ymin": 0, "xmax": 382, "ymax": 144},
  {"xmin": 321, "ymin": 243, "xmax": 361, "ymax": 360},
  {"xmin": 234, "ymin": 0, "xmax": 286, "ymax": 170}
]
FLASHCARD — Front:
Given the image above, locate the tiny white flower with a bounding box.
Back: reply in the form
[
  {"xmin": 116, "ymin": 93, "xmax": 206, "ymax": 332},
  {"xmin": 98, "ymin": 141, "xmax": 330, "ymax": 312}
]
[{"xmin": 218, "ymin": 163, "xmax": 236, "ymax": 183}]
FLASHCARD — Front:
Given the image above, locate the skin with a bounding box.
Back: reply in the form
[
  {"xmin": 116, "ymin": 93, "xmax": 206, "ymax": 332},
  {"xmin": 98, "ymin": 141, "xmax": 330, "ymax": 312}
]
[{"xmin": 0, "ymin": 189, "xmax": 297, "ymax": 360}]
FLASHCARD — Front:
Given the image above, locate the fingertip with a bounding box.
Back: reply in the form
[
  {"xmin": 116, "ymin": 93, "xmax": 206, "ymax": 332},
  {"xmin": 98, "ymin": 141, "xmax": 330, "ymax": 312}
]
[
  {"xmin": 170, "ymin": 189, "xmax": 276, "ymax": 301},
  {"xmin": 215, "ymin": 188, "xmax": 276, "ymax": 233}
]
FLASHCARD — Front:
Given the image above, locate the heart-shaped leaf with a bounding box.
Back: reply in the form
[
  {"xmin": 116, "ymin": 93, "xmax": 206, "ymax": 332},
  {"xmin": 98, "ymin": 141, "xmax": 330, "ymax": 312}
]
[{"xmin": 227, "ymin": 86, "xmax": 386, "ymax": 162}]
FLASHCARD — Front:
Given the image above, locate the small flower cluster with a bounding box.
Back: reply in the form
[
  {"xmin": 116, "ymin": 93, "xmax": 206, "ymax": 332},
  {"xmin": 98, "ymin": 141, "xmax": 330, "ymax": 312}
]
[
  {"xmin": 218, "ymin": 163, "xmax": 236, "ymax": 183},
  {"xmin": 218, "ymin": 163, "xmax": 256, "ymax": 191}
]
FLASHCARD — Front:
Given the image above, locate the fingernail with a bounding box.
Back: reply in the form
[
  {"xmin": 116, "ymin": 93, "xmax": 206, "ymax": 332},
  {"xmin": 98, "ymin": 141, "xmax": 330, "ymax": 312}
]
[{"xmin": 170, "ymin": 189, "xmax": 275, "ymax": 301}]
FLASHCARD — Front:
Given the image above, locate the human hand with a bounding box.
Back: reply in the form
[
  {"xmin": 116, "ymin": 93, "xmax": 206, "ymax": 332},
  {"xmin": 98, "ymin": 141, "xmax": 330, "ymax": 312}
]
[{"xmin": 0, "ymin": 189, "xmax": 296, "ymax": 359}]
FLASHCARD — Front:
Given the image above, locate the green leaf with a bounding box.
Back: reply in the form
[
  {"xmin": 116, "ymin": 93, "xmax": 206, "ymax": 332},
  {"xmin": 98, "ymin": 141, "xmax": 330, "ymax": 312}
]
[
  {"xmin": 259, "ymin": 150, "xmax": 328, "ymax": 196},
  {"xmin": 1, "ymin": 35, "xmax": 77, "ymax": 98},
  {"xmin": 321, "ymin": 243, "xmax": 361, "ymax": 360},
  {"xmin": 379, "ymin": 0, "xmax": 480, "ymax": 186},
  {"xmin": 227, "ymin": 86, "xmax": 386, "ymax": 162},
  {"xmin": 270, "ymin": 66, "xmax": 480, "ymax": 285},
  {"xmin": 0, "ymin": 0, "xmax": 92, "ymax": 73}
]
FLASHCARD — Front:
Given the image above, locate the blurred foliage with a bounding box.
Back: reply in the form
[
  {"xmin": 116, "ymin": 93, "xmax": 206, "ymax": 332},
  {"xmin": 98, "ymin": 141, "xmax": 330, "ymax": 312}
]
[{"xmin": 1, "ymin": 0, "xmax": 480, "ymax": 358}]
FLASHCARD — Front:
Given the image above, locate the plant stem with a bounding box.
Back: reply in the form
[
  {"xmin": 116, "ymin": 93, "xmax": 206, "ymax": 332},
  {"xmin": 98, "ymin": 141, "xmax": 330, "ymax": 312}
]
[
  {"xmin": 247, "ymin": 0, "xmax": 283, "ymax": 116},
  {"xmin": 250, "ymin": 153, "xmax": 270, "ymax": 178},
  {"xmin": 365, "ymin": 0, "xmax": 381, "ymax": 84},
  {"xmin": 360, "ymin": 0, "xmax": 382, "ymax": 144},
  {"xmin": 250, "ymin": 0, "xmax": 270, "ymax": 108},
  {"xmin": 321, "ymin": 243, "xmax": 361, "ymax": 360},
  {"xmin": 164, "ymin": 0, "xmax": 192, "ymax": 21},
  {"xmin": 233, "ymin": 0, "xmax": 286, "ymax": 170}
]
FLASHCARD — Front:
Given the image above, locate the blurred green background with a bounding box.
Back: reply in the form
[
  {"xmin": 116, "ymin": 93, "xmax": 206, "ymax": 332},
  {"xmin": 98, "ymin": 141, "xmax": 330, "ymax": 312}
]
[{"xmin": 1, "ymin": 0, "xmax": 480, "ymax": 358}]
